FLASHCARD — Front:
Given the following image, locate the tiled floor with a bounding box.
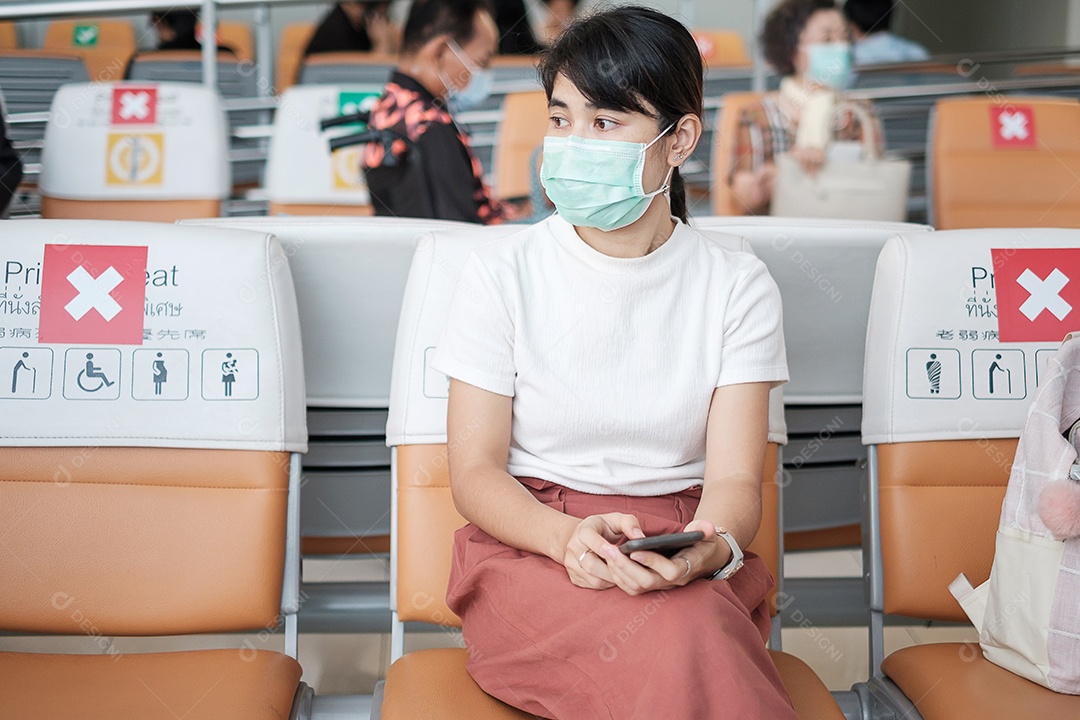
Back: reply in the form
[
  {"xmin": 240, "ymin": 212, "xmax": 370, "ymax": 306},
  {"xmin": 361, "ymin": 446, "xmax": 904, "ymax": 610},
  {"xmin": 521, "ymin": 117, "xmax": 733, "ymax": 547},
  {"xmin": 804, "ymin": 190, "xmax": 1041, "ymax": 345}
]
[{"xmin": 0, "ymin": 550, "xmax": 980, "ymax": 698}]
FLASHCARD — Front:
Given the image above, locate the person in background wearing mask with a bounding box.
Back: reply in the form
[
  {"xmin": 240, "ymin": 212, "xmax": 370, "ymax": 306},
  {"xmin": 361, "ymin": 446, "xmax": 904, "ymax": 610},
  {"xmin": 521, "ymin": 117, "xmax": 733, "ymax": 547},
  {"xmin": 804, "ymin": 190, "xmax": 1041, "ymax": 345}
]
[
  {"xmin": 304, "ymin": 1, "xmax": 400, "ymax": 56},
  {"xmin": 362, "ymin": 0, "xmax": 513, "ymax": 223},
  {"xmin": 434, "ymin": 6, "xmax": 798, "ymax": 717},
  {"xmin": 729, "ymin": 0, "xmax": 881, "ymax": 215},
  {"xmin": 844, "ymin": 0, "xmax": 930, "ymax": 66}
]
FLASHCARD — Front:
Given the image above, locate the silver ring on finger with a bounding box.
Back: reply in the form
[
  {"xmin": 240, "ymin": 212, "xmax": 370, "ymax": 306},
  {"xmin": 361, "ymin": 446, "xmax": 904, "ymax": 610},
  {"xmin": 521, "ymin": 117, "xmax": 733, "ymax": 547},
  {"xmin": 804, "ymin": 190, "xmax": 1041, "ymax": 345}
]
[
  {"xmin": 679, "ymin": 557, "xmax": 692, "ymax": 579},
  {"xmin": 577, "ymin": 549, "xmax": 591, "ymax": 564}
]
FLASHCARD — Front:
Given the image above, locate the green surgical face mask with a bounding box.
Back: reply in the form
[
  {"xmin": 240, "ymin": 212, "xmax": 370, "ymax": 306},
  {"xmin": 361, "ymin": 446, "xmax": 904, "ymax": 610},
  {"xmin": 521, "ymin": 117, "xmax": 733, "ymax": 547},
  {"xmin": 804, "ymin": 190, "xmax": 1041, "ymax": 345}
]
[{"xmin": 540, "ymin": 124, "xmax": 674, "ymax": 232}]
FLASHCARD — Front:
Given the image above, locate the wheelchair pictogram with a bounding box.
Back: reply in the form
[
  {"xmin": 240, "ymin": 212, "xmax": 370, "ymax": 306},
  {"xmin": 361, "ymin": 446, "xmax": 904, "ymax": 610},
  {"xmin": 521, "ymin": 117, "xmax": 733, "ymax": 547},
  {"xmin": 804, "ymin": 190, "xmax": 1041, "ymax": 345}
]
[
  {"xmin": 76, "ymin": 352, "xmax": 114, "ymax": 392},
  {"xmin": 64, "ymin": 348, "xmax": 121, "ymax": 400}
]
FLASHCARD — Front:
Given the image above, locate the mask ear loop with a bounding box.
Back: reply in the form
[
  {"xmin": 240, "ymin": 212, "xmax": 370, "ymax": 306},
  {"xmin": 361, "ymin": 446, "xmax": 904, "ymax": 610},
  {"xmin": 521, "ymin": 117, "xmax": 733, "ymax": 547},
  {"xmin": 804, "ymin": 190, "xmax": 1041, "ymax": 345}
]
[
  {"xmin": 660, "ymin": 165, "xmax": 675, "ymax": 198},
  {"xmin": 642, "ymin": 122, "xmax": 677, "ymax": 152},
  {"xmin": 642, "ymin": 123, "xmax": 677, "ymax": 199}
]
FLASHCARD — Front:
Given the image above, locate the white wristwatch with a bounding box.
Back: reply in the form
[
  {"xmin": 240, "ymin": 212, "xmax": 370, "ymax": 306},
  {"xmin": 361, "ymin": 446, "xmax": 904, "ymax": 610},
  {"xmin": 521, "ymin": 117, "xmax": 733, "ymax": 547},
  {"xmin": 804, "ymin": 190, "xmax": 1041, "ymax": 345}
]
[{"xmin": 709, "ymin": 531, "xmax": 744, "ymax": 581}]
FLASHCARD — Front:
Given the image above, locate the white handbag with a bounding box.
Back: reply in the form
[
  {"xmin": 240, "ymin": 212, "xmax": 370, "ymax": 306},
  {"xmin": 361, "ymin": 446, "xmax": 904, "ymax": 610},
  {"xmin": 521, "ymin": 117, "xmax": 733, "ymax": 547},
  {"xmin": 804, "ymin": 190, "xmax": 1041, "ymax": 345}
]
[
  {"xmin": 950, "ymin": 333, "xmax": 1080, "ymax": 694},
  {"xmin": 770, "ymin": 102, "xmax": 911, "ymax": 222}
]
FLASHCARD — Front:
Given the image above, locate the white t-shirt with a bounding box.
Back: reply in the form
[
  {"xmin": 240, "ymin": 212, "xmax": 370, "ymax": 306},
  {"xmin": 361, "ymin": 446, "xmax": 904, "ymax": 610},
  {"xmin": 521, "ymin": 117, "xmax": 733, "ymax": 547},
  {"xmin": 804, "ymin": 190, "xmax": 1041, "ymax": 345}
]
[{"xmin": 431, "ymin": 215, "xmax": 788, "ymax": 496}]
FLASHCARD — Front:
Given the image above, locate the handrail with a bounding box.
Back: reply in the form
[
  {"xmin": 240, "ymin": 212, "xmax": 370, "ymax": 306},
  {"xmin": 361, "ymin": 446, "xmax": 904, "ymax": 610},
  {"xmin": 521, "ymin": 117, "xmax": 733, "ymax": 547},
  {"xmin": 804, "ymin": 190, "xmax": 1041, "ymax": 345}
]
[
  {"xmin": 846, "ymin": 75, "xmax": 1080, "ymax": 102},
  {"xmin": 0, "ymin": 0, "xmax": 329, "ymax": 20},
  {"xmin": 860, "ymin": 46, "xmax": 1080, "ymax": 74}
]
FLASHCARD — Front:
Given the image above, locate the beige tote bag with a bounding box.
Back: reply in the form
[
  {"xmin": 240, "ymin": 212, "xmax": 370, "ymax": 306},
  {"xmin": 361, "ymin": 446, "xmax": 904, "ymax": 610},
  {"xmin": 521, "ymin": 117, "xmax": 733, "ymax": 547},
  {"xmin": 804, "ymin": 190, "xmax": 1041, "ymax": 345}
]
[{"xmin": 770, "ymin": 102, "xmax": 911, "ymax": 222}]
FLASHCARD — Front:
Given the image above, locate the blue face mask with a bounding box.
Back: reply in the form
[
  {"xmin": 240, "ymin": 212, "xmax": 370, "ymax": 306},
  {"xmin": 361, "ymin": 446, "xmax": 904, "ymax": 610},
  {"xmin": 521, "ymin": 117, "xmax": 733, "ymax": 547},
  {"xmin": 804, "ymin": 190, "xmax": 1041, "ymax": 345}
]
[
  {"xmin": 807, "ymin": 42, "xmax": 853, "ymax": 90},
  {"xmin": 540, "ymin": 125, "xmax": 674, "ymax": 232},
  {"xmin": 445, "ymin": 40, "xmax": 494, "ymax": 113}
]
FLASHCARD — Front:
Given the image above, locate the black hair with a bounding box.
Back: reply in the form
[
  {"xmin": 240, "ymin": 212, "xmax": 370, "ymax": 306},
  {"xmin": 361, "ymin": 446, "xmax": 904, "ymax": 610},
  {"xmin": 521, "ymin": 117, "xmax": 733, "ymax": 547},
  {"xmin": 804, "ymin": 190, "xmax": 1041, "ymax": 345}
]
[
  {"xmin": 843, "ymin": 0, "xmax": 893, "ymax": 35},
  {"xmin": 539, "ymin": 5, "xmax": 704, "ymax": 224},
  {"xmin": 149, "ymin": 7, "xmax": 197, "ymax": 38},
  {"xmin": 762, "ymin": 0, "xmax": 836, "ymax": 76},
  {"xmin": 401, "ymin": 0, "xmax": 492, "ymax": 55}
]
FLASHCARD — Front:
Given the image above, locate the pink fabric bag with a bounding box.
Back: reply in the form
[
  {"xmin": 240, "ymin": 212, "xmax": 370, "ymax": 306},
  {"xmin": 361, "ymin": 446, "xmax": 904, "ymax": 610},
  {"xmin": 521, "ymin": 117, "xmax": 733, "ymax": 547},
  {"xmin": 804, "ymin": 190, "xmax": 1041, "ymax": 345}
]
[{"xmin": 951, "ymin": 332, "xmax": 1080, "ymax": 694}]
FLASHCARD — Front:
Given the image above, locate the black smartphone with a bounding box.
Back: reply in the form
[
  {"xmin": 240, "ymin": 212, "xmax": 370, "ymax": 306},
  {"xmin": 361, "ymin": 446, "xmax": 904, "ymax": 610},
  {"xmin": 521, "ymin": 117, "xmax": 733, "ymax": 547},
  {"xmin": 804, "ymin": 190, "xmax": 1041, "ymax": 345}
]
[{"xmin": 620, "ymin": 531, "xmax": 704, "ymax": 557}]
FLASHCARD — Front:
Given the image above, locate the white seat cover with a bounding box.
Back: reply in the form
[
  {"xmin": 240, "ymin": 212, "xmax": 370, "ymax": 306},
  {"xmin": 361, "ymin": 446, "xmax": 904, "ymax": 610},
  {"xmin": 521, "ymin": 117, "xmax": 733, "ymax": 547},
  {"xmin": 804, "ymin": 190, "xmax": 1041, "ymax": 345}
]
[
  {"xmin": 180, "ymin": 216, "xmax": 486, "ymax": 407},
  {"xmin": 265, "ymin": 85, "xmax": 380, "ymax": 207},
  {"xmin": 39, "ymin": 82, "xmax": 230, "ymax": 201},
  {"xmin": 696, "ymin": 216, "xmax": 933, "ymax": 404},
  {"xmin": 862, "ymin": 228, "xmax": 1080, "ymax": 443},
  {"xmin": 0, "ymin": 220, "xmax": 306, "ymax": 451}
]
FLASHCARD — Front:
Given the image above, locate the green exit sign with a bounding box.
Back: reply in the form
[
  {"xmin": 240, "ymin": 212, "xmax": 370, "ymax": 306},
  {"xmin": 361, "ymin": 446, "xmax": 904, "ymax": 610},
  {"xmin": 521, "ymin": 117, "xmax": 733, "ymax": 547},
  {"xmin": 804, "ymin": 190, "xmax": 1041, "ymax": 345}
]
[
  {"xmin": 72, "ymin": 24, "xmax": 100, "ymax": 47},
  {"xmin": 337, "ymin": 91, "xmax": 380, "ymax": 129}
]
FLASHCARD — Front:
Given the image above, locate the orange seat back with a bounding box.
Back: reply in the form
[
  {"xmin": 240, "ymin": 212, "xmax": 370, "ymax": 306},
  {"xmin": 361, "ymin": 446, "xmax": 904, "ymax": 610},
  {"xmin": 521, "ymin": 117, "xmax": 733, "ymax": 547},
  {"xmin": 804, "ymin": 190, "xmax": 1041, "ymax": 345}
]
[
  {"xmin": 277, "ymin": 22, "xmax": 316, "ymax": 91},
  {"xmin": 268, "ymin": 202, "xmax": 375, "ymax": 217},
  {"xmin": 1013, "ymin": 62, "xmax": 1080, "ymax": 76},
  {"xmin": 711, "ymin": 91, "xmax": 765, "ymax": 216},
  {"xmin": 43, "ymin": 18, "xmax": 135, "ymax": 82},
  {"xmin": 0, "ymin": 22, "xmax": 17, "ymax": 50},
  {"xmin": 931, "ymin": 96, "xmax": 1080, "ymax": 229},
  {"xmin": 207, "ymin": 20, "xmax": 254, "ymax": 61},
  {"xmin": 876, "ymin": 440, "xmax": 1014, "ymax": 621},
  {"xmin": 493, "ymin": 90, "xmax": 548, "ymax": 200},
  {"xmin": 693, "ymin": 29, "xmax": 751, "ymax": 67},
  {"xmin": 41, "ymin": 197, "xmax": 223, "ymax": 222},
  {"xmin": 0, "ymin": 448, "xmax": 289, "ymax": 635},
  {"xmin": 490, "ymin": 54, "xmax": 541, "ymax": 69}
]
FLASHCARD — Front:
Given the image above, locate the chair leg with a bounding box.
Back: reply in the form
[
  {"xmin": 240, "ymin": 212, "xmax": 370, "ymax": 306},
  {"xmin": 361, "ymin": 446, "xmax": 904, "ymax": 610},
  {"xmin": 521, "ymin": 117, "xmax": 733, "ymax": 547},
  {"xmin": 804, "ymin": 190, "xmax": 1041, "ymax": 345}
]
[
  {"xmin": 369, "ymin": 680, "xmax": 385, "ymax": 720},
  {"xmin": 289, "ymin": 682, "xmax": 314, "ymax": 720},
  {"xmin": 851, "ymin": 677, "xmax": 923, "ymax": 720},
  {"xmin": 830, "ymin": 689, "xmax": 865, "ymax": 720}
]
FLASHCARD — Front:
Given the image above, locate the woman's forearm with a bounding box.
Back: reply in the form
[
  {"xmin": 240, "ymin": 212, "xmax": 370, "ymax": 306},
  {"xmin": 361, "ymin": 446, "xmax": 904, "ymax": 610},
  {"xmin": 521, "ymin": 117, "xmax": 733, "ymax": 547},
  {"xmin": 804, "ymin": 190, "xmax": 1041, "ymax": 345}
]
[
  {"xmin": 452, "ymin": 464, "xmax": 578, "ymax": 563},
  {"xmin": 692, "ymin": 476, "xmax": 763, "ymax": 573}
]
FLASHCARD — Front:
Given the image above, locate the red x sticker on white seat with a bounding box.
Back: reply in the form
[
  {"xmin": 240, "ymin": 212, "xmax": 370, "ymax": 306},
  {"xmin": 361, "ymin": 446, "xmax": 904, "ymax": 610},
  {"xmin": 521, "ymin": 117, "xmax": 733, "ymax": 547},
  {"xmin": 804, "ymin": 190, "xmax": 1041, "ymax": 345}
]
[
  {"xmin": 111, "ymin": 86, "xmax": 158, "ymax": 126},
  {"xmin": 992, "ymin": 248, "xmax": 1080, "ymax": 341},
  {"xmin": 38, "ymin": 245, "xmax": 147, "ymax": 345}
]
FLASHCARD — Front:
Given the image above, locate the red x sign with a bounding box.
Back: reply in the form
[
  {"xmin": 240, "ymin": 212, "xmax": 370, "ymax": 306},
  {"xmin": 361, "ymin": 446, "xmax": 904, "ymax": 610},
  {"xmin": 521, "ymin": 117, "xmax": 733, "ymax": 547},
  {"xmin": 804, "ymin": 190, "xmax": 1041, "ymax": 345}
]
[
  {"xmin": 990, "ymin": 106, "xmax": 1036, "ymax": 148},
  {"xmin": 111, "ymin": 86, "xmax": 158, "ymax": 126},
  {"xmin": 38, "ymin": 245, "xmax": 147, "ymax": 345},
  {"xmin": 992, "ymin": 248, "xmax": 1080, "ymax": 342}
]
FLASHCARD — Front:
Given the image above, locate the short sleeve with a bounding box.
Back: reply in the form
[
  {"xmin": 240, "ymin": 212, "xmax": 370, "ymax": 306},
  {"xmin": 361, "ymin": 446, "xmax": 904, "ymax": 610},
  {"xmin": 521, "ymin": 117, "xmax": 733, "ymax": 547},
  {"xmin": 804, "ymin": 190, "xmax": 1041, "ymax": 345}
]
[
  {"xmin": 715, "ymin": 259, "xmax": 789, "ymax": 388},
  {"xmin": 430, "ymin": 252, "xmax": 516, "ymax": 396}
]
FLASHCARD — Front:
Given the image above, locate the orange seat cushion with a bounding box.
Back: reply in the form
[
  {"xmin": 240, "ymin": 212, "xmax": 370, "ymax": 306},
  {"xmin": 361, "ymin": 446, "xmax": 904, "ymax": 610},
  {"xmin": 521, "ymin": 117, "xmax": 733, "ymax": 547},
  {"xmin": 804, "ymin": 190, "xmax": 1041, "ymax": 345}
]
[
  {"xmin": 381, "ymin": 647, "xmax": 843, "ymax": 720},
  {"xmin": 382, "ymin": 648, "xmax": 533, "ymax": 720},
  {"xmin": 883, "ymin": 643, "xmax": 1080, "ymax": 720},
  {"xmin": 0, "ymin": 649, "xmax": 302, "ymax": 720},
  {"xmin": 769, "ymin": 650, "xmax": 846, "ymax": 720}
]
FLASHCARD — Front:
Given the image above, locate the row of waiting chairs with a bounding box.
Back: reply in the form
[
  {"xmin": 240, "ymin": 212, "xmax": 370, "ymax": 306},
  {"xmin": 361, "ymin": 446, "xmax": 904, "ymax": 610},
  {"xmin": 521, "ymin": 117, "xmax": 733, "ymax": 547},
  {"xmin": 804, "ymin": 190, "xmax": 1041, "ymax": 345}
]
[
  {"xmin": 19, "ymin": 80, "xmax": 1080, "ymax": 233},
  {"xmin": 1, "ymin": 17, "xmax": 746, "ymax": 88},
  {"xmin": 3, "ymin": 216, "xmax": 1077, "ymax": 719},
  {"xmin": 18, "ymin": 75, "xmax": 921, "ymax": 561},
  {"xmin": 0, "ymin": 18, "xmax": 254, "ymax": 64}
]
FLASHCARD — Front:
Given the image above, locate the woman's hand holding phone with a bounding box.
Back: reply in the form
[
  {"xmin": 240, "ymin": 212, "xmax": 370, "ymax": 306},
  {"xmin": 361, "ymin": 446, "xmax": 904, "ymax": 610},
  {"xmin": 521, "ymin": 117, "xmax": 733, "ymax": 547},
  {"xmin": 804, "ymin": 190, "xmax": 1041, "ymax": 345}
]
[
  {"xmin": 563, "ymin": 513, "xmax": 645, "ymax": 590},
  {"xmin": 604, "ymin": 520, "xmax": 723, "ymax": 595},
  {"xmin": 563, "ymin": 516, "xmax": 733, "ymax": 596}
]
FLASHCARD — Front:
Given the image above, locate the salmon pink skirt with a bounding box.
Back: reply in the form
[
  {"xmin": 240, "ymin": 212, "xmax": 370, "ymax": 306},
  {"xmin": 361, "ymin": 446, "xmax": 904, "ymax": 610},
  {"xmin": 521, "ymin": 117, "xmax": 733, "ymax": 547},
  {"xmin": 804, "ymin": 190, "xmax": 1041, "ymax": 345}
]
[{"xmin": 446, "ymin": 477, "xmax": 798, "ymax": 720}]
